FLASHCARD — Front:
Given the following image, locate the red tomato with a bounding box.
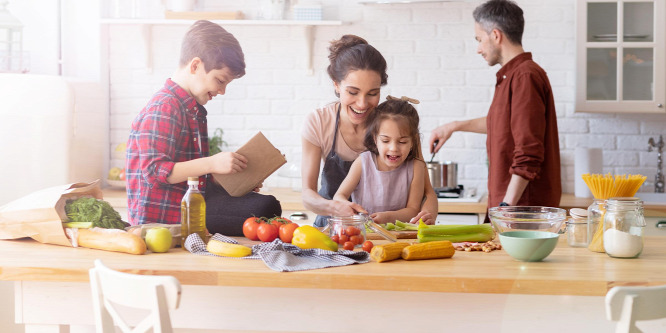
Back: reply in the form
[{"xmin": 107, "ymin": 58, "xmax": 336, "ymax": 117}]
[
  {"xmin": 331, "ymin": 235, "xmax": 340, "ymax": 244},
  {"xmin": 279, "ymin": 222, "xmax": 299, "ymax": 243},
  {"xmin": 362, "ymin": 241, "xmax": 374, "ymax": 252},
  {"xmin": 118, "ymin": 169, "xmax": 126, "ymax": 181},
  {"xmin": 343, "ymin": 241, "xmax": 355, "ymax": 251},
  {"xmin": 349, "ymin": 235, "xmax": 363, "ymax": 245},
  {"xmin": 338, "ymin": 234, "xmax": 349, "ymax": 244},
  {"xmin": 257, "ymin": 222, "xmax": 279, "ymax": 242},
  {"xmin": 242, "ymin": 217, "xmax": 262, "ymax": 241},
  {"xmin": 345, "ymin": 226, "xmax": 360, "ymax": 236}
]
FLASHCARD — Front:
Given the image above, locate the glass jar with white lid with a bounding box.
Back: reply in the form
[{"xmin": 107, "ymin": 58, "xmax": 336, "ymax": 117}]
[{"xmin": 602, "ymin": 197, "xmax": 646, "ymax": 258}]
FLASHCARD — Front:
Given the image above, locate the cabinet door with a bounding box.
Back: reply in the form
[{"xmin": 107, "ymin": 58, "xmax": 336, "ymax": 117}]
[{"xmin": 576, "ymin": 0, "xmax": 665, "ymax": 113}]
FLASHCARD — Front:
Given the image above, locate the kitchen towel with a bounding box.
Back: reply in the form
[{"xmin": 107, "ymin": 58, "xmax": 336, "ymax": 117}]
[
  {"xmin": 574, "ymin": 147, "xmax": 603, "ymax": 198},
  {"xmin": 185, "ymin": 233, "xmax": 369, "ymax": 272}
]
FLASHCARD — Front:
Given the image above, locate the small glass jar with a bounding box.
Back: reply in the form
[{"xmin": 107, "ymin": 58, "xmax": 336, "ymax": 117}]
[
  {"xmin": 602, "ymin": 197, "xmax": 646, "ymax": 258},
  {"xmin": 567, "ymin": 208, "xmax": 589, "ymax": 247},
  {"xmin": 326, "ymin": 215, "xmax": 367, "ymax": 248}
]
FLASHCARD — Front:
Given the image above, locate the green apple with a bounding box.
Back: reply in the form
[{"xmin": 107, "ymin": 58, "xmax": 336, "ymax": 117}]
[
  {"xmin": 145, "ymin": 227, "xmax": 173, "ymax": 253},
  {"xmin": 108, "ymin": 167, "xmax": 122, "ymax": 180}
]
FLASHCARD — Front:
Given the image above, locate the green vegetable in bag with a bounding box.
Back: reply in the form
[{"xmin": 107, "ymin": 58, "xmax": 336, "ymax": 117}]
[{"xmin": 64, "ymin": 197, "xmax": 129, "ymax": 230}]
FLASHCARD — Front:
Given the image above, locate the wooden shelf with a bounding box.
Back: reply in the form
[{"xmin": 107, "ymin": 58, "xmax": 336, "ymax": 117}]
[{"xmin": 100, "ymin": 18, "xmax": 345, "ymax": 74}]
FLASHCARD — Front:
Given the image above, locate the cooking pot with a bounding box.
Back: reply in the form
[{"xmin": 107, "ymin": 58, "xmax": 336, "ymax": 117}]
[{"xmin": 426, "ymin": 161, "xmax": 458, "ymax": 189}]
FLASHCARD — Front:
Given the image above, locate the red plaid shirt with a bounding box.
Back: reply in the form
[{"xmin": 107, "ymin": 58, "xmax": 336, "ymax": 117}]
[{"xmin": 126, "ymin": 79, "xmax": 209, "ymax": 225}]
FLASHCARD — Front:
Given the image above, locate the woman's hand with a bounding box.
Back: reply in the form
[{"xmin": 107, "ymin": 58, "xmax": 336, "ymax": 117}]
[
  {"xmin": 209, "ymin": 152, "xmax": 247, "ymax": 174},
  {"xmin": 332, "ymin": 199, "xmax": 367, "ymax": 216},
  {"xmin": 410, "ymin": 210, "xmax": 435, "ymax": 225}
]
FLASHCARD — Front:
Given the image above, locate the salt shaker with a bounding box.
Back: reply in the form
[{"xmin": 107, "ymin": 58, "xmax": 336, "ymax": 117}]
[{"xmin": 602, "ymin": 197, "xmax": 646, "ymax": 258}]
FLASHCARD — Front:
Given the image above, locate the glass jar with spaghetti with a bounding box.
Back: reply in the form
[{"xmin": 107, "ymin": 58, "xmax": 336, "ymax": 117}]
[
  {"xmin": 587, "ymin": 199, "xmax": 605, "ymax": 248},
  {"xmin": 602, "ymin": 197, "xmax": 645, "ymax": 259}
]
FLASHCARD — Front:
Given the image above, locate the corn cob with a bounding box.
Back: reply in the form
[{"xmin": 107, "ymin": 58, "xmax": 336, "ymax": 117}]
[
  {"xmin": 207, "ymin": 239, "xmax": 252, "ymax": 257},
  {"xmin": 370, "ymin": 242, "xmax": 411, "ymax": 263},
  {"xmin": 401, "ymin": 241, "xmax": 455, "ymax": 260}
]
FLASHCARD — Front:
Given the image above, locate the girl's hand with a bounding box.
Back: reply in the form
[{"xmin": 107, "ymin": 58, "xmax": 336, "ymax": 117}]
[
  {"xmin": 252, "ymin": 182, "xmax": 263, "ymax": 193},
  {"xmin": 369, "ymin": 212, "xmax": 391, "ymax": 224},
  {"xmin": 210, "ymin": 152, "xmax": 247, "ymax": 174},
  {"xmin": 332, "ymin": 200, "xmax": 367, "ymax": 216},
  {"xmin": 409, "ymin": 211, "xmax": 435, "ymax": 225}
]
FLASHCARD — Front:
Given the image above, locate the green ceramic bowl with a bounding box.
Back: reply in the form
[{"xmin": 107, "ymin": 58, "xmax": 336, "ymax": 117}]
[{"xmin": 499, "ymin": 231, "xmax": 560, "ymax": 262}]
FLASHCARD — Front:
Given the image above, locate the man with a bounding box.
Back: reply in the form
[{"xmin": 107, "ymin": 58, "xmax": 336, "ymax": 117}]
[{"xmin": 429, "ymin": 0, "xmax": 561, "ymax": 220}]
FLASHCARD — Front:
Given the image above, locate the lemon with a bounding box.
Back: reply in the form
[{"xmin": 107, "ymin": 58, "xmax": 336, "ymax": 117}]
[
  {"xmin": 108, "ymin": 167, "xmax": 122, "ymax": 180},
  {"xmin": 145, "ymin": 227, "xmax": 173, "ymax": 253},
  {"xmin": 115, "ymin": 142, "xmax": 126, "ymax": 152}
]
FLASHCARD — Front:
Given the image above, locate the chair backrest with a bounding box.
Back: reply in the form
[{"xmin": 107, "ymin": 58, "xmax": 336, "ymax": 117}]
[
  {"xmin": 606, "ymin": 284, "xmax": 666, "ymax": 333},
  {"xmin": 89, "ymin": 259, "xmax": 182, "ymax": 333}
]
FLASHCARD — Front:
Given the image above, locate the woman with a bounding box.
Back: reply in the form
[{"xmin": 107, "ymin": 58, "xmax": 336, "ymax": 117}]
[{"xmin": 301, "ymin": 35, "xmax": 437, "ymax": 227}]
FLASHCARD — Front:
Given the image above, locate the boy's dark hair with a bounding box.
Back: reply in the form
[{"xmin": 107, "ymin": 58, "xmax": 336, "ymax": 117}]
[
  {"xmin": 473, "ymin": 0, "xmax": 524, "ymax": 46},
  {"xmin": 327, "ymin": 35, "xmax": 388, "ymax": 97},
  {"xmin": 364, "ymin": 99, "xmax": 422, "ymax": 162},
  {"xmin": 180, "ymin": 20, "xmax": 246, "ymax": 78}
]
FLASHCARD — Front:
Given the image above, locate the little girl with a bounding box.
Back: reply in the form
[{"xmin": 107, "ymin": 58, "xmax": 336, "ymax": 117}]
[{"xmin": 333, "ymin": 96, "xmax": 426, "ymax": 224}]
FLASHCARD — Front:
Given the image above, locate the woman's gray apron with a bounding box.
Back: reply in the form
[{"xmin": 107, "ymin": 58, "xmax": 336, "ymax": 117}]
[{"xmin": 313, "ymin": 105, "xmax": 354, "ymax": 227}]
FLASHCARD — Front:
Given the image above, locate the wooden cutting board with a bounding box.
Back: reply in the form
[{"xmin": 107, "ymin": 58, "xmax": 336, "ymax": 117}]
[{"xmin": 366, "ymin": 230, "xmax": 417, "ymax": 240}]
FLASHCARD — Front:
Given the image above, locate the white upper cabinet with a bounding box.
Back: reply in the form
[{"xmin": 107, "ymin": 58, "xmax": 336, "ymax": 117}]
[{"xmin": 576, "ymin": 0, "xmax": 665, "ymax": 113}]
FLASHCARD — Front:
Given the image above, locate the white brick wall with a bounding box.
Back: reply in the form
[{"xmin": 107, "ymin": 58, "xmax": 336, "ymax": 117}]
[{"xmin": 107, "ymin": 0, "xmax": 666, "ymax": 194}]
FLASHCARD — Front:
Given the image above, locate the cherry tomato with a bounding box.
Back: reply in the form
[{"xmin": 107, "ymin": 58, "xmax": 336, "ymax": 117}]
[
  {"xmin": 350, "ymin": 235, "xmax": 363, "ymax": 245},
  {"xmin": 242, "ymin": 217, "xmax": 262, "ymax": 241},
  {"xmin": 257, "ymin": 222, "xmax": 279, "ymax": 242},
  {"xmin": 279, "ymin": 222, "xmax": 299, "ymax": 243},
  {"xmin": 343, "ymin": 241, "xmax": 355, "ymax": 251},
  {"xmin": 346, "ymin": 226, "xmax": 360, "ymax": 236},
  {"xmin": 339, "ymin": 234, "xmax": 349, "ymax": 244},
  {"xmin": 331, "ymin": 235, "xmax": 340, "ymax": 244},
  {"xmin": 362, "ymin": 240, "xmax": 374, "ymax": 252}
]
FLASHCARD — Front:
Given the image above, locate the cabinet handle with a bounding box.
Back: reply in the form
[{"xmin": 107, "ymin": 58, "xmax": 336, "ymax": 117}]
[{"xmin": 658, "ymin": 103, "xmax": 664, "ymax": 108}]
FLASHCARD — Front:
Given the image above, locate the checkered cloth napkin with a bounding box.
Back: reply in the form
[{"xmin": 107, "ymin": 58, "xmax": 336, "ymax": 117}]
[{"xmin": 185, "ymin": 233, "xmax": 369, "ymax": 272}]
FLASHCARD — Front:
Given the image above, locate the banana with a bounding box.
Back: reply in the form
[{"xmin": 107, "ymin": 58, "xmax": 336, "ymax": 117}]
[{"xmin": 206, "ymin": 239, "xmax": 252, "ymax": 257}]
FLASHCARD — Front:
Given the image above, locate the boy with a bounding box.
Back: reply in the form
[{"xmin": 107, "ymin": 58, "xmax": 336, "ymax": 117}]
[{"xmin": 126, "ymin": 20, "xmax": 281, "ymax": 235}]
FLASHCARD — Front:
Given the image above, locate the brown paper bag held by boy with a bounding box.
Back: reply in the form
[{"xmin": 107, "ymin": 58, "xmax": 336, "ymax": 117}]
[{"xmin": 0, "ymin": 180, "xmax": 146, "ymax": 254}]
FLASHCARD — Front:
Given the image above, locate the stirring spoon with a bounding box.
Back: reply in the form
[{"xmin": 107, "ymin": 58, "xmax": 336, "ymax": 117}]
[{"xmin": 429, "ymin": 140, "xmax": 439, "ymax": 163}]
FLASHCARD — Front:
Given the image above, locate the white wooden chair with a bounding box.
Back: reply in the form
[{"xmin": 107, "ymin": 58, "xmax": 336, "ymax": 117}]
[
  {"xmin": 606, "ymin": 284, "xmax": 666, "ymax": 333},
  {"xmin": 89, "ymin": 259, "xmax": 182, "ymax": 333}
]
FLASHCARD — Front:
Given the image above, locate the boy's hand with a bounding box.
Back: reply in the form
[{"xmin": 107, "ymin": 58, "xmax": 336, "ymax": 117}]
[{"xmin": 210, "ymin": 152, "xmax": 248, "ymax": 174}]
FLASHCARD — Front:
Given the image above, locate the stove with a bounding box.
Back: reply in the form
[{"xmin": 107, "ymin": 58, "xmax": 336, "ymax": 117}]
[{"xmin": 435, "ymin": 185, "xmax": 465, "ymax": 198}]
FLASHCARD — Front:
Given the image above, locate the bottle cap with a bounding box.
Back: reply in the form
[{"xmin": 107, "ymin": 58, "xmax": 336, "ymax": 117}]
[{"xmin": 187, "ymin": 177, "xmax": 199, "ymax": 185}]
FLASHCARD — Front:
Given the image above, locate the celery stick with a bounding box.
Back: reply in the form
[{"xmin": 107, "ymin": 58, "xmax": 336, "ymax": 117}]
[
  {"xmin": 385, "ymin": 223, "xmax": 396, "ymax": 231},
  {"xmin": 418, "ymin": 222, "xmax": 493, "ymax": 236},
  {"xmin": 394, "ymin": 220, "xmax": 418, "ymax": 231},
  {"xmin": 417, "ymin": 232, "xmax": 494, "ymax": 243}
]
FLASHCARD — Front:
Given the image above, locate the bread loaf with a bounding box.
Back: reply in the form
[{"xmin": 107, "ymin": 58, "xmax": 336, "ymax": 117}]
[{"xmin": 77, "ymin": 228, "xmax": 147, "ymax": 255}]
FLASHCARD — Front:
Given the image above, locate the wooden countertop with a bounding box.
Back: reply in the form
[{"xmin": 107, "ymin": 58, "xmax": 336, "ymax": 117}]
[
  {"xmin": 1, "ymin": 237, "xmax": 665, "ymax": 296},
  {"xmin": 103, "ymin": 187, "xmax": 666, "ymax": 216}
]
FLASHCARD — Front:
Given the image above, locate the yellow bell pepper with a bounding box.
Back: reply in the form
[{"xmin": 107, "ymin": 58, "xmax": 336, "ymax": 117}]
[{"xmin": 291, "ymin": 225, "xmax": 338, "ymax": 252}]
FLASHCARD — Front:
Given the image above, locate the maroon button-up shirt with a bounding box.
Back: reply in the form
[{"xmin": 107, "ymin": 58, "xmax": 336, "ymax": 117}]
[
  {"xmin": 486, "ymin": 52, "xmax": 561, "ymax": 209},
  {"xmin": 126, "ymin": 79, "xmax": 209, "ymax": 225}
]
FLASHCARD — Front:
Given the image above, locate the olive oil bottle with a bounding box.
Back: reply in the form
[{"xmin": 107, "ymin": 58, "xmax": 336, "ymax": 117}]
[{"xmin": 181, "ymin": 177, "xmax": 206, "ymax": 246}]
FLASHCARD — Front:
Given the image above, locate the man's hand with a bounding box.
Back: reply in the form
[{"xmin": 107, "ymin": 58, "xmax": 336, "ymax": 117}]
[{"xmin": 429, "ymin": 122, "xmax": 457, "ymax": 153}]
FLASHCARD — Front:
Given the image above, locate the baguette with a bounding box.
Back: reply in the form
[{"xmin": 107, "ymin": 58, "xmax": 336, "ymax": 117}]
[{"xmin": 77, "ymin": 227, "xmax": 147, "ymax": 255}]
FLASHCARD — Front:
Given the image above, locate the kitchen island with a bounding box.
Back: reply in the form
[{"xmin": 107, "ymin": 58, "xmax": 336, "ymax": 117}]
[{"xmin": 2, "ymin": 236, "xmax": 666, "ymax": 332}]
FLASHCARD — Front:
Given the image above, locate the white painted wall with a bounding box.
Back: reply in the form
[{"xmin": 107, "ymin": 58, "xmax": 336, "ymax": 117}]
[{"xmin": 103, "ymin": 0, "xmax": 665, "ymax": 195}]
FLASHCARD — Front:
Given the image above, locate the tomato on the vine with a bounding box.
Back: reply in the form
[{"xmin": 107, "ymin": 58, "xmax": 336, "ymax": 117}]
[
  {"xmin": 257, "ymin": 222, "xmax": 279, "ymax": 242},
  {"xmin": 242, "ymin": 217, "xmax": 262, "ymax": 241},
  {"xmin": 279, "ymin": 222, "xmax": 299, "ymax": 243}
]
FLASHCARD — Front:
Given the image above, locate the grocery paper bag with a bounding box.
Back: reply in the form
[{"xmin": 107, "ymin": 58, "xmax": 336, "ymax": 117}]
[
  {"xmin": 0, "ymin": 180, "xmax": 103, "ymax": 246},
  {"xmin": 212, "ymin": 132, "xmax": 287, "ymax": 197}
]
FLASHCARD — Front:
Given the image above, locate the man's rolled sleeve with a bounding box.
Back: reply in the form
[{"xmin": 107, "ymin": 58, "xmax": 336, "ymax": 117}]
[{"xmin": 510, "ymin": 72, "xmax": 547, "ymax": 181}]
